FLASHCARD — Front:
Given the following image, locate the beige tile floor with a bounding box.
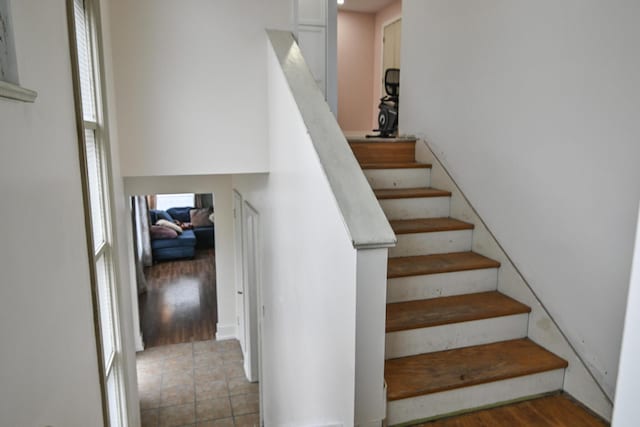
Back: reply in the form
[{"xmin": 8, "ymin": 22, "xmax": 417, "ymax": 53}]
[{"xmin": 137, "ymin": 340, "xmax": 259, "ymax": 427}]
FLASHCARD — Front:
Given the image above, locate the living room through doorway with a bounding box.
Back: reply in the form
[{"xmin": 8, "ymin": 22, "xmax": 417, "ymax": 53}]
[{"xmin": 132, "ymin": 192, "xmax": 218, "ymax": 348}]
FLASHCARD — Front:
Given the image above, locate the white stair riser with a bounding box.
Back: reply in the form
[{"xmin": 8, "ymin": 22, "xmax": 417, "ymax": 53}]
[
  {"xmin": 387, "ymin": 269, "xmax": 498, "ymax": 303},
  {"xmin": 387, "ymin": 369, "xmax": 565, "ymax": 425},
  {"xmin": 389, "ymin": 230, "xmax": 472, "ymax": 258},
  {"xmin": 379, "ymin": 197, "xmax": 450, "ymax": 220},
  {"xmin": 385, "ymin": 313, "xmax": 529, "ymax": 359},
  {"xmin": 364, "ymin": 168, "xmax": 430, "ymax": 189}
]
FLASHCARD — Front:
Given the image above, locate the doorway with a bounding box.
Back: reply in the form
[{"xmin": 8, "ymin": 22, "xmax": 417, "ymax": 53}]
[
  {"xmin": 336, "ymin": 0, "xmax": 403, "ymax": 135},
  {"xmin": 133, "ymin": 193, "xmax": 217, "ymax": 348},
  {"xmin": 382, "ymin": 17, "xmax": 402, "ymax": 90},
  {"xmin": 233, "ymin": 191, "xmax": 262, "ymax": 386}
]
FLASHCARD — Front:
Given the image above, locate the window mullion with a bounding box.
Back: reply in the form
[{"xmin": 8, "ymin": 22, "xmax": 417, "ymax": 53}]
[{"xmin": 84, "ymin": 120, "xmax": 98, "ymax": 130}]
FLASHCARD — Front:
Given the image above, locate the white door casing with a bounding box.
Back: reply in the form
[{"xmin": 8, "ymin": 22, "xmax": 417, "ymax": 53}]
[
  {"xmin": 233, "ymin": 190, "xmax": 246, "ymax": 355},
  {"xmin": 242, "ymin": 201, "xmax": 260, "ymax": 383}
]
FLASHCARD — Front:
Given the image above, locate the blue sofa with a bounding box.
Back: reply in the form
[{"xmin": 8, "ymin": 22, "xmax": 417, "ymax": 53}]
[
  {"xmin": 149, "ymin": 208, "xmax": 214, "ymax": 262},
  {"xmin": 167, "ymin": 207, "xmax": 215, "ymax": 249},
  {"xmin": 149, "ymin": 209, "xmax": 196, "ymax": 261}
]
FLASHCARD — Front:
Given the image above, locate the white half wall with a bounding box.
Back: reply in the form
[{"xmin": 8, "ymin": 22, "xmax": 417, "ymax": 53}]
[
  {"xmin": 108, "ymin": 0, "xmax": 293, "ymax": 177},
  {"xmin": 229, "ymin": 40, "xmax": 360, "ymax": 425},
  {"xmin": 0, "ymin": 1, "xmax": 103, "ymax": 425},
  {"xmin": 401, "ymin": 0, "xmax": 640, "ymax": 398}
]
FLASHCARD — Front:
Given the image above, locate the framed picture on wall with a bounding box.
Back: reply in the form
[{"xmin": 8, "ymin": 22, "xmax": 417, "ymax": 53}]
[{"xmin": 0, "ymin": 0, "xmax": 37, "ymax": 102}]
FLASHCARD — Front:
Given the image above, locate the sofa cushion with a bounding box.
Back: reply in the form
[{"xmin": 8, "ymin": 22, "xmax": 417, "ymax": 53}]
[
  {"xmin": 193, "ymin": 227, "xmax": 215, "ymax": 249},
  {"xmin": 167, "ymin": 207, "xmax": 193, "ymax": 223},
  {"xmin": 156, "ymin": 219, "xmax": 183, "ymax": 234},
  {"xmin": 152, "ymin": 246, "xmax": 195, "ymax": 261},
  {"xmin": 190, "ymin": 208, "xmax": 214, "ymax": 227},
  {"xmin": 150, "ymin": 225, "xmax": 178, "ymax": 240},
  {"xmin": 151, "ymin": 229, "xmax": 197, "ymax": 250}
]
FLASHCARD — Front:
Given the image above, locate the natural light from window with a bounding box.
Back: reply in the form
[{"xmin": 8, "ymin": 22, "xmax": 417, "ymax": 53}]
[{"xmin": 155, "ymin": 193, "xmax": 195, "ymax": 211}]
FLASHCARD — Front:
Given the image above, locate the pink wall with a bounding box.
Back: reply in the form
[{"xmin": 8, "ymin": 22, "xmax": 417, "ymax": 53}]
[
  {"xmin": 337, "ymin": 11, "xmax": 375, "ymax": 132},
  {"xmin": 372, "ymin": 0, "xmax": 402, "ymax": 128}
]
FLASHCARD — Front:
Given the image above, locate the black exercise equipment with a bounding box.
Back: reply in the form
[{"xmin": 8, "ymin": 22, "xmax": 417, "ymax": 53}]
[{"xmin": 368, "ymin": 68, "xmax": 400, "ymax": 138}]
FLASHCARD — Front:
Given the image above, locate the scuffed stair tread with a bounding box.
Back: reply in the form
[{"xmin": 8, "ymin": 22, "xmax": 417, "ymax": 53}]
[
  {"xmin": 386, "ymin": 291, "xmax": 531, "ymax": 332},
  {"xmin": 390, "ymin": 217, "xmax": 474, "ymax": 235},
  {"xmin": 388, "ymin": 252, "xmax": 500, "ymax": 278},
  {"xmin": 375, "ymin": 187, "xmax": 452, "ymax": 199},
  {"xmin": 414, "ymin": 393, "xmax": 608, "ymax": 426},
  {"xmin": 385, "ymin": 338, "xmax": 568, "ymax": 400},
  {"xmin": 361, "ymin": 162, "xmax": 432, "ymax": 170},
  {"xmin": 349, "ymin": 141, "xmax": 416, "ymax": 163}
]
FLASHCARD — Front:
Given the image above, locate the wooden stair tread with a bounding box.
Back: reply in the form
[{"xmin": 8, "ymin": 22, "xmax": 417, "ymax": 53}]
[
  {"xmin": 386, "ymin": 291, "xmax": 531, "ymax": 332},
  {"xmin": 385, "ymin": 339, "xmax": 568, "ymax": 400},
  {"xmin": 388, "ymin": 252, "xmax": 500, "ymax": 278},
  {"xmin": 349, "ymin": 140, "xmax": 417, "ymax": 163},
  {"xmin": 414, "ymin": 393, "xmax": 608, "ymax": 426},
  {"xmin": 375, "ymin": 187, "xmax": 452, "ymax": 200},
  {"xmin": 360, "ymin": 162, "xmax": 432, "ymax": 170},
  {"xmin": 390, "ymin": 217, "xmax": 474, "ymax": 234}
]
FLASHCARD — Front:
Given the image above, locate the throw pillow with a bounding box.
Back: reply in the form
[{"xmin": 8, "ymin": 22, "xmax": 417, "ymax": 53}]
[
  {"xmin": 190, "ymin": 208, "xmax": 213, "ymax": 227},
  {"xmin": 150, "ymin": 225, "xmax": 178, "ymax": 240},
  {"xmin": 156, "ymin": 219, "xmax": 183, "ymax": 234}
]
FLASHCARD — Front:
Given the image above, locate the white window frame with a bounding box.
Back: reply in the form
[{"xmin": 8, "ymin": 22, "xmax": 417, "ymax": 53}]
[{"xmin": 69, "ymin": 0, "xmax": 126, "ymax": 425}]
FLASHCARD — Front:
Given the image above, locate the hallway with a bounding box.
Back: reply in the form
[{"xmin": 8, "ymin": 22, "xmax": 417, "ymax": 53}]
[{"xmin": 137, "ymin": 340, "xmax": 259, "ymax": 427}]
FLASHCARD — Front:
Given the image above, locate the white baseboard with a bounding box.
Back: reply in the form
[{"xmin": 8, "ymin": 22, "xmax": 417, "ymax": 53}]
[
  {"xmin": 216, "ymin": 323, "xmax": 237, "ymax": 341},
  {"xmin": 135, "ymin": 331, "xmax": 144, "ymax": 352}
]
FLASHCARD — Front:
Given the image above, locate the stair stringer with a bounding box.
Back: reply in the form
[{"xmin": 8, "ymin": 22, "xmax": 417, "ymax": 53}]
[{"xmin": 415, "ymin": 139, "xmax": 613, "ymax": 421}]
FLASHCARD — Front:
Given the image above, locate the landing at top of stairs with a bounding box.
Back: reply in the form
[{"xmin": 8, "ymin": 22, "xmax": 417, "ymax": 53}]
[{"xmin": 347, "ymin": 136, "xmax": 417, "ymax": 143}]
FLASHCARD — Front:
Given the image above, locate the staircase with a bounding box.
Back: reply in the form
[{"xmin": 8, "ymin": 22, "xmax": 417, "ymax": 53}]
[{"xmin": 349, "ymin": 137, "xmax": 569, "ymax": 425}]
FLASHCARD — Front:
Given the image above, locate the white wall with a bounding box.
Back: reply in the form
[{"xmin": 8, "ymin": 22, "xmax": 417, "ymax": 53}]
[
  {"xmin": 401, "ymin": 0, "xmax": 640, "ymax": 398},
  {"xmin": 229, "ymin": 41, "xmax": 359, "ymax": 425},
  {"xmin": 612, "ymin": 204, "xmax": 640, "ymax": 426},
  {"xmin": 0, "ymin": 1, "xmax": 103, "ymax": 425},
  {"xmin": 108, "ymin": 0, "xmax": 292, "ymax": 177}
]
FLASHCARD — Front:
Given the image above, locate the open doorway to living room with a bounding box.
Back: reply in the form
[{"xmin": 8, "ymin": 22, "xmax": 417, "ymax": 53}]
[
  {"xmin": 134, "ymin": 192, "xmax": 217, "ymax": 347},
  {"xmin": 131, "ymin": 192, "xmax": 260, "ymax": 426}
]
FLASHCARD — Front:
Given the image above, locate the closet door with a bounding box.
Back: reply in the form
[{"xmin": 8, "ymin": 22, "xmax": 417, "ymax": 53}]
[{"xmin": 294, "ymin": 0, "xmax": 337, "ymax": 114}]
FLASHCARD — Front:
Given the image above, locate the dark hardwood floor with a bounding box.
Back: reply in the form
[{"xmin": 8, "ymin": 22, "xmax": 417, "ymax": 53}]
[{"xmin": 139, "ymin": 249, "xmax": 217, "ymax": 348}]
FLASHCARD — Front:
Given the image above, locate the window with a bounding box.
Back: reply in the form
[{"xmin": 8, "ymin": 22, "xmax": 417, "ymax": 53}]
[
  {"xmin": 156, "ymin": 193, "xmax": 195, "ymax": 211},
  {"xmin": 71, "ymin": 0, "xmax": 125, "ymax": 425}
]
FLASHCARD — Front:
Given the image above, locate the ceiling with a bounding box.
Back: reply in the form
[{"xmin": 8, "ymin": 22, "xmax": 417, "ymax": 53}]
[{"xmin": 338, "ymin": 0, "xmax": 397, "ymax": 14}]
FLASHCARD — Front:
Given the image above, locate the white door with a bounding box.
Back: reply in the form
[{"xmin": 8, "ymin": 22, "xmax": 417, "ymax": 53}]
[
  {"xmin": 242, "ymin": 201, "xmax": 260, "ymax": 383},
  {"xmin": 294, "ymin": 0, "xmax": 337, "ymax": 114},
  {"xmin": 233, "ymin": 190, "xmax": 246, "ymax": 355},
  {"xmin": 382, "ymin": 18, "xmax": 402, "ymax": 90}
]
